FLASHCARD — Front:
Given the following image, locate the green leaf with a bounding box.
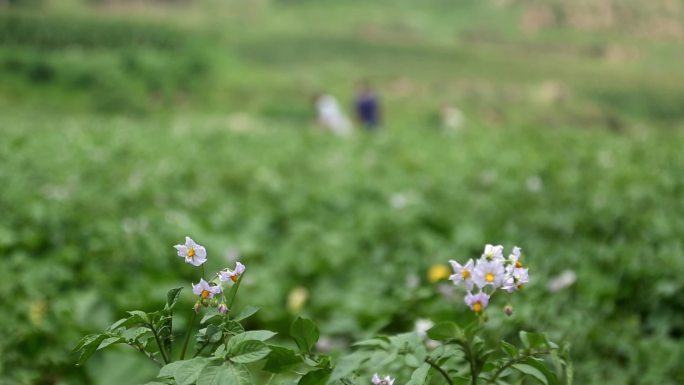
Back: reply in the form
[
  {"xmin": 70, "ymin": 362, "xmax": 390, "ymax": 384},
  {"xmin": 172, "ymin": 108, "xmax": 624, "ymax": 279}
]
[
  {"xmin": 290, "ymin": 317, "xmax": 320, "ymax": 353},
  {"xmin": 226, "ymin": 330, "xmax": 277, "ymax": 351},
  {"xmin": 174, "ymin": 357, "xmax": 212, "ymax": 385},
  {"xmin": 262, "ymin": 346, "xmax": 302, "ymax": 373},
  {"xmin": 406, "ymin": 363, "xmax": 431, "ymax": 385},
  {"xmin": 223, "ymin": 320, "xmax": 245, "ymax": 334},
  {"xmin": 229, "ymin": 340, "xmax": 271, "ymax": 363},
  {"xmin": 329, "ymin": 351, "xmax": 369, "ymax": 382},
  {"xmin": 519, "ymin": 331, "xmax": 548, "ymax": 349},
  {"xmin": 166, "ymin": 287, "xmax": 183, "ymax": 310},
  {"xmin": 351, "ymin": 337, "xmax": 390, "ymax": 349},
  {"xmin": 512, "ymin": 363, "xmax": 548, "ymax": 385},
  {"xmin": 197, "ymin": 363, "xmax": 251, "ymax": 385},
  {"xmin": 73, "ymin": 334, "xmax": 107, "ymax": 365},
  {"xmin": 521, "ymin": 357, "xmax": 559, "ymax": 385},
  {"xmin": 201, "ymin": 309, "xmax": 222, "ymax": 325},
  {"xmin": 501, "ymin": 341, "xmax": 518, "ymax": 357},
  {"xmin": 127, "ymin": 310, "xmax": 150, "ymax": 323},
  {"xmin": 158, "ymin": 360, "xmax": 184, "ymax": 378},
  {"xmin": 97, "ymin": 336, "xmax": 125, "ymax": 350},
  {"xmin": 297, "ymin": 369, "xmax": 331, "ymax": 385},
  {"xmin": 232, "ymin": 306, "xmax": 259, "ymax": 322},
  {"xmin": 426, "ymin": 322, "xmax": 462, "ymax": 341}
]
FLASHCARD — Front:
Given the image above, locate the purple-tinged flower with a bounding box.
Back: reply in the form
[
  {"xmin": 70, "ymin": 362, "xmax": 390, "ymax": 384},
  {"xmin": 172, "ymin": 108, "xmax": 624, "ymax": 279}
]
[
  {"xmin": 507, "ymin": 246, "xmax": 523, "ymax": 268},
  {"xmin": 174, "ymin": 236, "xmax": 207, "ymax": 266},
  {"xmin": 503, "ymin": 265, "xmax": 529, "ymax": 293},
  {"xmin": 481, "ymin": 244, "xmax": 505, "ymax": 263},
  {"xmin": 464, "ymin": 291, "xmax": 490, "ymax": 313},
  {"xmin": 449, "ymin": 259, "xmax": 475, "ymax": 290},
  {"xmin": 371, "ymin": 373, "xmax": 395, "ymax": 385},
  {"xmin": 192, "ymin": 279, "xmax": 221, "ymax": 299},
  {"xmin": 218, "ymin": 303, "xmax": 228, "ymax": 315},
  {"xmin": 219, "ymin": 261, "xmax": 246, "ymax": 283},
  {"xmin": 472, "ymin": 260, "xmax": 505, "ymax": 289}
]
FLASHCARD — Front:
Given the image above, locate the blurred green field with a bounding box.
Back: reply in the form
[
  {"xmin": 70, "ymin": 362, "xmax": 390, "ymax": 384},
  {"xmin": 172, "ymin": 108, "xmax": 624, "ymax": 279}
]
[{"xmin": 1, "ymin": 0, "xmax": 684, "ymax": 384}]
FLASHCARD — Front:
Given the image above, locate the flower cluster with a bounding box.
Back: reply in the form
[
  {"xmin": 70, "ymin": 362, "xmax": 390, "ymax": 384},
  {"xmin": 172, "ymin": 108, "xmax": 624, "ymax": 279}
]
[
  {"xmin": 174, "ymin": 236, "xmax": 246, "ymax": 313},
  {"xmin": 371, "ymin": 373, "xmax": 395, "ymax": 385},
  {"xmin": 449, "ymin": 244, "xmax": 529, "ymax": 313}
]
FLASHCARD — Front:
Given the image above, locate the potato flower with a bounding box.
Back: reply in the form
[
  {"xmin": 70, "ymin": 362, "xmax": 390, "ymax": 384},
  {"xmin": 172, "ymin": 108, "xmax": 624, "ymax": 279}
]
[
  {"xmin": 464, "ymin": 291, "xmax": 490, "ymax": 313},
  {"xmin": 481, "ymin": 244, "xmax": 505, "ymax": 263},
  {"xmin": 372, "ymin": 373, "xmax": 395, "ymax": 385},
  {"xmin": 503, "ymin": 265, "xmax": 529, "ymax": 293},
  {"xmin": 219, "ymin": 261, "xmax": 246, "ymax": 283},
  {"xmin": 472, "ymin": 260, "xmax": 505, "ymax": 289},
  {"xmin": 192, "ymin": 279, "xmax": 221, "ymax": 299},
  {"xmin": 174, "ymin": 236, "xmax": 207, "ymax": 266},
  {"xmin": 449, "ymin": 258, "xmax": 475, "ymax": 290}
]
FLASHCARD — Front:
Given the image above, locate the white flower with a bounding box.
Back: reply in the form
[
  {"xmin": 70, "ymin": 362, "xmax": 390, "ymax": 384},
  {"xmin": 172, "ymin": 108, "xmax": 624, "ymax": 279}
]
[
  {"xmin": 464, "ymin": 291, "xmax": 490, "ymax": 313},
  {"xmin": 547, "ymin": 270, "xmax": 576, "ymax": 292},
  {"xmin": 372, "ymin": 373, "xmax": 395, "ymax": 385},
  {"xmin": 192, "ymin": 279, "xmax": 221, "ymax": 299},
  {"xmin": 472, "ymin": 260, "xmax": 505, "ymax": 289},
  {"xmin": 219, "ymin": 261, "xmax": 246, "ymax": 283},
  {"xmin": 449, "ymin": 259, "xmax": 475, "ymax": 290},
  {"xmin": 415, "ymin": 319, "xmax": 434, "ymax": 339},
  {"xmin": 174, "ymin": 236, "xmax": 207, "ymax": 266},
  {"xmin": 503, "ymin": 265, "xmax": 529, "ymax": 293},
  {"xmin": 481, "ymin": 244, "xmax": 505, "ymax": 263}
]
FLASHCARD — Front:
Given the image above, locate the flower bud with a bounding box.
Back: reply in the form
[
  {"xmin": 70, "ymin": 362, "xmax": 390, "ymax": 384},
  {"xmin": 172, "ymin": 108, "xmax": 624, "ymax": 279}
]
[
  {"xmin": 193, "ymin": 302, "xmax": 202, "ymax": 313},
  {"xmin": 504, "ymin": 304, "xmax": 513, "ymax": 317},
  {"xmin": 218, "ymin": 303, "xmax": 228, "ymax": 315}
]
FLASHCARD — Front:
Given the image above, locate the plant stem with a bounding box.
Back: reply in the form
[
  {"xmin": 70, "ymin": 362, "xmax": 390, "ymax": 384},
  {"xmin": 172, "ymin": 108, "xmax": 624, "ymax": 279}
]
[
  {"xmin": 148, "ymin": 323, "xmax": 170, "ymax": 364},
  {"xmin": 425, "ymin": 358, "xmax": 454, "ymax": 385},
  {"xmin": 180, "ymin": 310, "xmax": 197, "ymax": 360},
  {"xmin": 133, "ymin": 343, "xmax": 162, "ymax": 366},
  {"xmin": 226, "ymin": 274, "xmax": 244, "ymax": 315},
  {"xmin": 193, "ymin": 340, "xmax": 211, "ymax": 358}
]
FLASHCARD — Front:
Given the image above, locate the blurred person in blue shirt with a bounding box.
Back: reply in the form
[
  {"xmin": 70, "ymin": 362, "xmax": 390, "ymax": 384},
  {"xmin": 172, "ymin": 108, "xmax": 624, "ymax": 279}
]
[{"xmin": 354, "ymin": 80, "xmax": 381, "ymax": 130}]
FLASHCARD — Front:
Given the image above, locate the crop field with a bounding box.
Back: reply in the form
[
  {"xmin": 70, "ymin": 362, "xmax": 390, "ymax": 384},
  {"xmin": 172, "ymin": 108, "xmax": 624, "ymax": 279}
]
[{"xmin": 1, "ymin": 1, "xmax": 684, "ymax": 385}]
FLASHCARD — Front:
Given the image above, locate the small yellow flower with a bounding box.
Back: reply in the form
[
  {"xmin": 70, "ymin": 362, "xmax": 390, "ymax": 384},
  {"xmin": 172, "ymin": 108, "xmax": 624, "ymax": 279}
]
[
  {"xmin": 29, "ymin": 300, "xmax": 48, "ymax": 326},
  {"xmin": 428, "ymin": 264, "xmax": 451, "ymax": 283},
  {"xmin": 287, "ymin": 287, "xmax": 309, "ymax": 313}
]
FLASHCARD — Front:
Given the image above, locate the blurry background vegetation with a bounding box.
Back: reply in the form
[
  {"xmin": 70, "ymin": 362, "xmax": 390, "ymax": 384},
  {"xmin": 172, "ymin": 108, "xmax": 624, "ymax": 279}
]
[{"xmin": 1, "ymin": 0, "xmax": 683, "ymax": 384}]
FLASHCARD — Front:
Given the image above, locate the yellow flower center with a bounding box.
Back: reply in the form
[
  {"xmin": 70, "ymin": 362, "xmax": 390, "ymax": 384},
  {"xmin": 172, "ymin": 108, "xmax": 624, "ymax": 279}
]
[
  {"xmin": 473, "ymin": 302, "xmax": 483, "ymax": 312},
  {"xmin": 230, "ymin": 275, "xmax": 239, "ymax": 283},
  {"xmin": 187, "ymin": 248, "xmax": 195, "ymax": 258},
  {"xmin": 201, "ymin": 290, "xmax": 210, "ymax": 299},
  {"xmin": 461, "ymin": 270, "xmax": 471, "ymax": 279},
  {"xmin": 485, "ymin": 272, "xmax": 495, "ymax": 282},
  {"xmin": 515, "ymin": 260, "xmax": 523, "ymax": 268}
]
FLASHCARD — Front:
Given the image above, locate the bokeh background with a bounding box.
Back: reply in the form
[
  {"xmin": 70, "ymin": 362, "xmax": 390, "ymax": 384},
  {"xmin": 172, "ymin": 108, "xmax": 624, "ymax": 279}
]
[{"xmin": 1, "ymin": 0, "xmax": 684, "ymax": 384}]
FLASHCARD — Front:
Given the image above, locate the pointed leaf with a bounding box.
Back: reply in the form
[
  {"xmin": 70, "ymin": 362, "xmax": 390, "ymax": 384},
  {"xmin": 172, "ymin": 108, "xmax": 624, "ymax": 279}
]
[
  {"xmin": 427, "ymin": 322, "xmax": 462, "ymax": 341},
  {"xmin": 232, "ymin": 306, "xmax": 259, "ymax": 322},
  {"xmin": 298, "ymin": 368, "xmax": 331, "ymax": 385},
  {"xmin": 166, "ymin": 287, "xmax": 183, "ymax": 310},
  {"xmin": 174, "ymin": 357, "xmax": 212, "ymax": 385},
  {"xmin": 197, "ymin": 363, "xmax": 251, "ymax": 385},
  {"xmin": 290, "ymin": 317, "xmax": 319, "ymax": 353},
  {"xmin": 263, "ymin": 346, "xmax": 302, "ymax": 373},
  {"xmin": 229, "ymin": 340, "xmax": 271, "ymax": 363}
]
